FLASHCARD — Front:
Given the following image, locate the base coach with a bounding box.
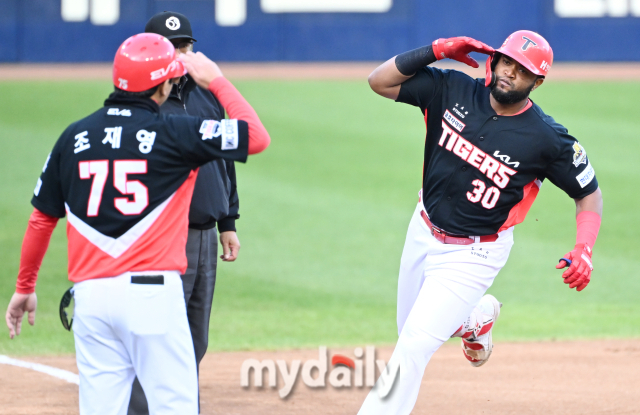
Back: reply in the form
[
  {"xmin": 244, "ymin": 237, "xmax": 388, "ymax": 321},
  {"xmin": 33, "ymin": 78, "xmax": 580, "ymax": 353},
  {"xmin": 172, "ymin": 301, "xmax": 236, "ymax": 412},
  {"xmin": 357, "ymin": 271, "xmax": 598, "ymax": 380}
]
[{"xmin": 128, "ymin": 11, "xmax": 247, "ymax": 415}]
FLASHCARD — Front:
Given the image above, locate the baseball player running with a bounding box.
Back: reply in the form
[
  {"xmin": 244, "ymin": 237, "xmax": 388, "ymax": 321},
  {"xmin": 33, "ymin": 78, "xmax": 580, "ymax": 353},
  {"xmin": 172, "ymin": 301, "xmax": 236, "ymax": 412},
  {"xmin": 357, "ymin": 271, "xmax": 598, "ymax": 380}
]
[
  {"xmin": 4, "ymin": 33, "xmax": 270, "ymax": 414},
  {"xmin": 359, "ymin": 31, "xmax": 603, "ymax": 414},
  {"xmin": 128, "ymin": 12, "xmax": 245, "ymax": 414}
]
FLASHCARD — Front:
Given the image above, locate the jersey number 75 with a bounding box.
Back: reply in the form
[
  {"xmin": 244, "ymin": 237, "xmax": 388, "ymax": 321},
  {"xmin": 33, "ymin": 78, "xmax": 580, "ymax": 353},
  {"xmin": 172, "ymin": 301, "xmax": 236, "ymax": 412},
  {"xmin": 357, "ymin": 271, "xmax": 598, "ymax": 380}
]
[{"xmin": 79, "ymin": 160, "xmax": 149, "ymax": 217}]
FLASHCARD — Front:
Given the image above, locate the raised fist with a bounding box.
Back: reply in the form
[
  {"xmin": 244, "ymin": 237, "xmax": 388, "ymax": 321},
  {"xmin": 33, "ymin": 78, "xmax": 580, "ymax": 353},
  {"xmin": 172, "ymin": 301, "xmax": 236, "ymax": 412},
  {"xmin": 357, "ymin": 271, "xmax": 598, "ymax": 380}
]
[
  {"xmin": 556, "ymin": 243, "xmax": 593, "ymax": 291},
  {"xmin": 432, "ymin": 37, "xmax": 494, "ymax": 68}
]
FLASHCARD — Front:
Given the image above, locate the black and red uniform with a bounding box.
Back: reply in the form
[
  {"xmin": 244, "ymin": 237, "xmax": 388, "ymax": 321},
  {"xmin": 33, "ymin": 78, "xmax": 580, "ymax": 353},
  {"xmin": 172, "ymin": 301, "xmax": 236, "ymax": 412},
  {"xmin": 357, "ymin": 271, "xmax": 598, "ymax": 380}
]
[
  {"xmin": 28, "ymin": 92, "xmax": 249, "ymax": 285},
  {"xmin": 397, "ymin": 67, "xmax": 598, "ymax": 236}
]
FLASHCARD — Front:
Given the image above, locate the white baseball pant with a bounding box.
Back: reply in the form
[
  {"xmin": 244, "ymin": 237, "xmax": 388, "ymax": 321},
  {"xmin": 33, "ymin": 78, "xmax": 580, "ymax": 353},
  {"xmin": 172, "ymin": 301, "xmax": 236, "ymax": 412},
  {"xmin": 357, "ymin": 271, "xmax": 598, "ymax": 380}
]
[
  {"xmin": 73, "ymin": 271, "xmax": 198, "ymax": 415},
  {"xmin": 358, "ymin": 201, "xmax": 514, "ymax": 414}
]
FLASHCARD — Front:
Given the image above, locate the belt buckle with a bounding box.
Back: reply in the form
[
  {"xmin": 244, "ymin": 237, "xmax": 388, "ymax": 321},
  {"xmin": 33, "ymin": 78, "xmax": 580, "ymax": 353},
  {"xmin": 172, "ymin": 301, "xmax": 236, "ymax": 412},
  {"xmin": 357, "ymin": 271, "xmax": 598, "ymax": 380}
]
[{"xmin": 431, "ymin": 226, "xmax": 447, "ymax": 243}]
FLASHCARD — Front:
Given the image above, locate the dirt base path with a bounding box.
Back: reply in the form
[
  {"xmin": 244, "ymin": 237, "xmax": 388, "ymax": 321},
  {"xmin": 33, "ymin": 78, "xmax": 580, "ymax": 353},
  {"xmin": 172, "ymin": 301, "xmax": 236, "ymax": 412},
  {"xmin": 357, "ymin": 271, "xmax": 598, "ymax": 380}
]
[
  {"xmin": 1, "ymin": 339, "xmax": 638, "ymax": 414},
  {"xmin": 1, "ymin": 62, "xmax": 640, "ymax": 81}
]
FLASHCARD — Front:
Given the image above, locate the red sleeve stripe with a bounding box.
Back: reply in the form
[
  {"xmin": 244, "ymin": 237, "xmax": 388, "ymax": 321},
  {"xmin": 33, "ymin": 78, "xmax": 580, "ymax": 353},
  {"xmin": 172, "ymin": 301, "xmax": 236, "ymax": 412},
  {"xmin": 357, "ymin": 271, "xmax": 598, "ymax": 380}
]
[
  {"xmin": 16, "ymin": 208, "xmax": 58, "ymax": 294},
  {"xmin": 576, "ymin": 210, "xmax": 601, "ymax": 248},
  {"xmin": 208, "ymin": 77, "xmax": 271, "ymax": 155}
]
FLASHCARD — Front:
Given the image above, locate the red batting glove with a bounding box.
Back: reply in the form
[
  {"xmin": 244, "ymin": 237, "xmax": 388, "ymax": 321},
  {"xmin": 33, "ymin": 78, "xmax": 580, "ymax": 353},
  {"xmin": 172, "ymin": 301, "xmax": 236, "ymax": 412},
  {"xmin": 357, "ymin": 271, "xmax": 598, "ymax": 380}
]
[
  {"xmin": 431, "ymin": 37, "xmax": 495, "ymax": 68},
  {"xmin": 556, "ymin": 243, "xmax": 593, "ymax": 291}
]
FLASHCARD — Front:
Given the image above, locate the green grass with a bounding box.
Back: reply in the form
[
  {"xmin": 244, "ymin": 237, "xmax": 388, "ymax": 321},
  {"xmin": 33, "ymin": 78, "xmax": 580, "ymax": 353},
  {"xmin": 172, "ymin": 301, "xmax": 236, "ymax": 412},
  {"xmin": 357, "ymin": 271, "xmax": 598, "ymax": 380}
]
[{"xmin": 0, "ymin": 79, "xmax": 638, "ymax": 355}]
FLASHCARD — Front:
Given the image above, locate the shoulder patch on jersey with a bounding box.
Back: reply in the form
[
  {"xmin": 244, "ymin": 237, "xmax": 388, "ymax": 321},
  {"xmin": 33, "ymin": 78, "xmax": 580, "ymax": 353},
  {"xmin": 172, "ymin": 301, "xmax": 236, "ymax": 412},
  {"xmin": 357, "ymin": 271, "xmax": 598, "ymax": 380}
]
[
  {"xmin": 107, "ymin": 108, "xmax": 132, "ymax": 117},
  {"xmin": 572, "ymin": 141, "xmax": 587, "ymax": 167},
  {"xmin": 444, "ymin": 109, "xmax": 466, "ymax": 132},
  {"xmin": 200, "ymin": 120, "xmax": 222, "ymax": 141},
  {"xmin": 221, "ymin": 119, "xmax": 239, "ymax": 150},
  {"xmin": 576, "ymin": 161, "xmax": 595, "ymax": 188}
]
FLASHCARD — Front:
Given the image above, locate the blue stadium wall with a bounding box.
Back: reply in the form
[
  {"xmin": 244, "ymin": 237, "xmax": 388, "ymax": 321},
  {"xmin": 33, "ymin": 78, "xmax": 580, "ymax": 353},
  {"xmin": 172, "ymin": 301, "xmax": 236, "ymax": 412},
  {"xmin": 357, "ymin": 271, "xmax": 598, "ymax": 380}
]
[{"xmin": 2, "ymin": 0, "xmax": 640, "ymax": 62}]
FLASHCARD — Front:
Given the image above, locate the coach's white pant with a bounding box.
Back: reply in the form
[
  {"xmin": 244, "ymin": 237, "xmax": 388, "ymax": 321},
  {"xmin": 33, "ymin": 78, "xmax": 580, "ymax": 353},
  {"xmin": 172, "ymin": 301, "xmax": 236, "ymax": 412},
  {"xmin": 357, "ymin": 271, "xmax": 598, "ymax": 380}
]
[
  {"xmin": 73, "ymin": 271, "xmax": 198, "ymax": 415},
  {"xmin": 358, "ymin": 203, "xmax": 514, "ymax": 415}
]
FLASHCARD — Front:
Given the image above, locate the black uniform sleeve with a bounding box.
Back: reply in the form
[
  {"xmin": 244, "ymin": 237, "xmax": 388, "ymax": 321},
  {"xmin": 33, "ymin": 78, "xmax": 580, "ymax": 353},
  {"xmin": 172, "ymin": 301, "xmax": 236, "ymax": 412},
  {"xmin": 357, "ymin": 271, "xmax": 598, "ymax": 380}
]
[
  {"xmin": 166, "ymin": 115, "xmax": 249, "ymax": 168},
  {"xmin": 31, "ymin": 139, "xmax": 66, "ymax": 218},
  {"xmin": 544, "ymin": 131, "xmax": 599, "ymax": 199},
  {"xmin": 396, "ymin": 66, "xmax": 446, "ymax": 111},
  {"xmin": 217, "ymin": 160, "xmax": 239, "ymax": 233}
]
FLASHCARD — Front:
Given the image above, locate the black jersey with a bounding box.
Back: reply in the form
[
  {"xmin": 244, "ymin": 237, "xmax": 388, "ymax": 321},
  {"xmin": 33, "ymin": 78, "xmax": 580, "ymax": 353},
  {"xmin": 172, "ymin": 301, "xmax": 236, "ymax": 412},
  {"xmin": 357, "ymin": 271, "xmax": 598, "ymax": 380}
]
[
  {"xmin": 396, "ymin": 67, "xmax": 598, "ymax": 236},
  {"xmin": 31, "ymin": 93, "xmax": 249, "ymax": 282}
]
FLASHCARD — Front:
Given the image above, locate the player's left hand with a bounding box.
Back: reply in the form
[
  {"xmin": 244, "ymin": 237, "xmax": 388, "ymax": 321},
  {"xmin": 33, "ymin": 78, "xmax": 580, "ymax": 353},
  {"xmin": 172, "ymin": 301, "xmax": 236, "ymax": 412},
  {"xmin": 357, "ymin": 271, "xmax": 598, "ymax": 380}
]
[
  {"xmin": 5, "ymin": 292, "xmax": 37, "ymax": 339},
  {"xmin": 556, "ymin": 243, "xmax": 593, "ymax": 291},
  {"xmin": 220, "ymin": 231, "xmax": 240, "ymax": 262},
  {"xmin": 432, "ymin": 37, "xmax": 495, "ymax": 68},
  {"xmin": 178, "ymin": 51, "xmax": 224, "ymax": 89}
]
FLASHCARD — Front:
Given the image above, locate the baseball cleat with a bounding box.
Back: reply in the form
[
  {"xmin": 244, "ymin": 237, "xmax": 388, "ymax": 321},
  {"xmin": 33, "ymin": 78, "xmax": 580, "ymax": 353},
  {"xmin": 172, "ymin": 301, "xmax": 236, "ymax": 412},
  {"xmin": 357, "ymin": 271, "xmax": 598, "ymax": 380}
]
[{"xmin": 461, "ymin": 294, "xmax": 502, "ymax": 367}]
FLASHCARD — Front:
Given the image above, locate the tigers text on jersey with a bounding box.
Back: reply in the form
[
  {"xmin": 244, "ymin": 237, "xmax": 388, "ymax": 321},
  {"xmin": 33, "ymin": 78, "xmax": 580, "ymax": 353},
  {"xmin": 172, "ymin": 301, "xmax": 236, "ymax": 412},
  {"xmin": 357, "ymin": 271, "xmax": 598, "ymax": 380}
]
[
  {"xmin": 32, "ymin": 93, "xmax": 249, "ymax": 282},
  {"xmin": 397, "ymin": 67, "xmax": 598, "ymax": 236}
]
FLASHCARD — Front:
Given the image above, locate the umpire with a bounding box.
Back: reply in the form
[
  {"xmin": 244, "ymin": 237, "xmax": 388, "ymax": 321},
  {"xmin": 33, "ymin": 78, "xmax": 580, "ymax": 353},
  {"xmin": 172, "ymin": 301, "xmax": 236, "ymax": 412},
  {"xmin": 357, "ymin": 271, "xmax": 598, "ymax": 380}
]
[{"xmin": 128, "ymin": 11, "xmax": 242, "ymax": 414}]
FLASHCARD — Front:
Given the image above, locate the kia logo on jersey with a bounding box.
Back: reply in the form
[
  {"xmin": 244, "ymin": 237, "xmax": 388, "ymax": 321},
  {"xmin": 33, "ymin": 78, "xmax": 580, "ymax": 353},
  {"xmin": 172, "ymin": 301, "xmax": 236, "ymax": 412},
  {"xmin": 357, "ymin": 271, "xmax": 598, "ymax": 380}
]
[{"xmin": 493, "ymin": 150, "xmax": 520, "ymax": 168}]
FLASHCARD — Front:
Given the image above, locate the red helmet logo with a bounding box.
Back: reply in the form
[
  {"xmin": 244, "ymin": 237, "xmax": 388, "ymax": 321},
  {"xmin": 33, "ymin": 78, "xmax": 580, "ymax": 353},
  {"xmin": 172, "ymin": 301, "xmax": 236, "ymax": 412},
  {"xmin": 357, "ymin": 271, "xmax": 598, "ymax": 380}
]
[
  {"xmin": 112, "ymin": 33, "xmax": 186, "ymax": 92},
  {"xmin": 485, "ymin": 30, "xmax": 553, "ymax": 87},
  {"xmin": 521, "ymin": 36, "xmax": 537, "ymax": 51}
]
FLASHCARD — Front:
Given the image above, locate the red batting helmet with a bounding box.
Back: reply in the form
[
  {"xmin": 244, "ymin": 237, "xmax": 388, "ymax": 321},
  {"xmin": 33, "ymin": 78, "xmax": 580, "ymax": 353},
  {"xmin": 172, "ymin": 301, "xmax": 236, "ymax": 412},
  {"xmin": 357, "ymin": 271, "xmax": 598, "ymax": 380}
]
[
  {"xmin": 113, "ymin": 33, "xmax": 186, "ymax": 92},
  {"xmin": 485, "ymin": 30, "xmax": 553, "ymax": 87}
]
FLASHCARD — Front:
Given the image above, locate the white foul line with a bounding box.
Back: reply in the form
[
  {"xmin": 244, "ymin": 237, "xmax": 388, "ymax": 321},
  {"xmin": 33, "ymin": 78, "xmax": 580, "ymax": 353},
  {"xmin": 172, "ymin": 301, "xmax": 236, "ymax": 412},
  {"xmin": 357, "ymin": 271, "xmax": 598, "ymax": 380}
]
[{"xmin": 0, "ymin": 355, "xmax": 79, "ymax": 385}]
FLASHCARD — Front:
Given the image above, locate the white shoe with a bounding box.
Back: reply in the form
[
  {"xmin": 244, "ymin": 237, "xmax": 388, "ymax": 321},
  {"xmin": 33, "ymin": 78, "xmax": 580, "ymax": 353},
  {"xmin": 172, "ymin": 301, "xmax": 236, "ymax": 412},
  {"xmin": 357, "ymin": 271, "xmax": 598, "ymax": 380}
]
[{"xmin": 461, "ymin": 294, "xmax": 502, "ymax": 367}]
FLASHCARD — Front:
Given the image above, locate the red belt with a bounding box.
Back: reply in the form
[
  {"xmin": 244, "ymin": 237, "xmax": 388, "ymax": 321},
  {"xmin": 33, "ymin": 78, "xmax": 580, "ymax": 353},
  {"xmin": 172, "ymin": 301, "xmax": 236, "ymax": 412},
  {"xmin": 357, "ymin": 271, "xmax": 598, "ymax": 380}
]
[{"xmin": 420, "ymin": 210, "xmax": 499, "ymax": 245}]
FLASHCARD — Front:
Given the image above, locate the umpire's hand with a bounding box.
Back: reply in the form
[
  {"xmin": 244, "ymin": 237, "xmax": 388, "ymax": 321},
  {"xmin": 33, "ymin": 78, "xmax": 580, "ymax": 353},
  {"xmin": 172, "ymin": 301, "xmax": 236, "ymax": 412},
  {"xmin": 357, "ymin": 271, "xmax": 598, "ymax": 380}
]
[
  {"xmin": 220, "ymin": 231, "xmax": 240, "ymax": 262},
  {"xmin": 178, "ymin": 51, "xmax": 224, "ymax": 89},
  {"xmin": 5, "ymin": 292, "xmax": 37, "ymax": 339}
]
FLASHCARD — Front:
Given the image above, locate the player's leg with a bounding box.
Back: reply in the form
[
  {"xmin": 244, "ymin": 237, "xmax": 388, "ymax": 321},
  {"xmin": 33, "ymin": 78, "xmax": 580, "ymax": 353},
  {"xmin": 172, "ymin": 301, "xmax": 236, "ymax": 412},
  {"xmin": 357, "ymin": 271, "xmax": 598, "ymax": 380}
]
[
  {"xmin": 358, "ymin": 274, "xmax": 486, "ymax": 414},
  {"xmin": 358, "ymin": 228, "xmax": 514, "ymax": 414},
  {"xmin": 73, "ymin": 279, "xmax": 136, "ymax": 415},
  {"xmin": 123, "ymin": 272, "xmax": 199, "ymax": 415},
  {"xmin": 127, "ymin": 228, "xmax": 202, "ymax": 415},
  {"xmin": 396, "ymin": 202, "xmax": 431, "ymax": 335}
]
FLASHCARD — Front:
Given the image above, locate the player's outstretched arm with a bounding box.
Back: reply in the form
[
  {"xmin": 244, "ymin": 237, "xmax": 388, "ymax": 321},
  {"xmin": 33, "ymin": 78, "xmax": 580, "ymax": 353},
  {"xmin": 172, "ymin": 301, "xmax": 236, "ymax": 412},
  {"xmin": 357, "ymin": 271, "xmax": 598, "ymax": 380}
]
[
  {"xmin": 5, "ymin": 208, "xmax": 58, "ymax": 338},
  {"xmin": 179, "ymin": 51, "xmax": 270, "ymax": 155},
  {"xmin": 556, "ymin": 187, "xmax": 603, "ymax": 291},
  {"xmin": 369, "ymin": 37, "xmax": 494, "ymax": 101}
]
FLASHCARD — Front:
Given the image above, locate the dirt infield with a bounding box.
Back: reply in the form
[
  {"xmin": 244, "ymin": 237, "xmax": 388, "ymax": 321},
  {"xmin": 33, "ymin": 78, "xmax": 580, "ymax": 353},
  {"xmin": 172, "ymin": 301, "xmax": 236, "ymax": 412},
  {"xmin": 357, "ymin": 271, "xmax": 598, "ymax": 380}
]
[
  {"xmin": 1, "ymin": 62, "xmax": 640, "ymax": 81},
  {"xmin": 1, "ymin": 339, "xmax": 639, "ymax": 414}
]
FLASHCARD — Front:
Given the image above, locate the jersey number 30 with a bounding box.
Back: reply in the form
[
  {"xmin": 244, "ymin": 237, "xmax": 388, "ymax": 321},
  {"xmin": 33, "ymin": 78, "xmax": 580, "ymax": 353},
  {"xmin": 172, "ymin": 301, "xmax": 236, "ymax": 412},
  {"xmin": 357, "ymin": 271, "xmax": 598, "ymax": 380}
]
[
  {"xmin": 466, "ymin": 179, "xmax": 500, "ymax": 209},
  {"xmin": 79, "ymin": 160, "xmax": 148, "ymax": 216}
]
